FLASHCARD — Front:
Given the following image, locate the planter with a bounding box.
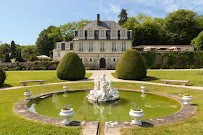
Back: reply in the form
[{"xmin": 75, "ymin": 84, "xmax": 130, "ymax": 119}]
[
  {"xmin": 182, "ymin": 95, "xmax": 193, "ymax": 105},
  {"xmin": 59, "ymin": 108, "xmax": 74, "ymax": 125},
  {"xmin": 141, "ymin": 86, "xmax": 146, "ymax": 93},
  {"xmin": 24, "ymin": 92, "xmax": 32, "ymax": 100},
  {"xmin": 63, "ymin": 85, "xmax": 68, "ymax": 92},
  {"xmin": 129, "ymin": 109, "xmax": 144, "ymax": 125}
]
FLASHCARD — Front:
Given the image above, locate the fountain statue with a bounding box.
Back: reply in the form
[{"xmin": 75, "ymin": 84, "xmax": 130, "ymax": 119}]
[{"xmin": 86, "ymin": 73, "xmax": 120, "ymax": 102}]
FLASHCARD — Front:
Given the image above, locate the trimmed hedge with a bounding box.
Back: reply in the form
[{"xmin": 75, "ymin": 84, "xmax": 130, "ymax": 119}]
[
  {"xmin": 57, "ymin": 52, "xmax": 85, "ymax": 80},
  {"xmin": 142, "ymin": 51, "xmax": 203, "ymax": 69},
  {"xmin": 0, "ymin": 68, "xmax": 6, "ymax": 87},
  {"xmin": 116, "ymin": 49, "xmax": 146, "ymax": 80}
]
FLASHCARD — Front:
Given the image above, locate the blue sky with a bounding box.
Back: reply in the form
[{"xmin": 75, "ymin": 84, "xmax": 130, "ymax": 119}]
[{"xmin": 0, "ymin": 0, "xmax": 202, "ymax": 45}]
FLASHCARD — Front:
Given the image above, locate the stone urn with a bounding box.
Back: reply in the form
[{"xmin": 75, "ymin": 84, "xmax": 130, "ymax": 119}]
[
  {"xmin": 59, "ymin": 108, "xmax": 74, "ymax": 125},
  {"xmin": 141, "ymin": 85, "xmax": 146, "ymax": 93},
  {"xmin": 63, "ymin": 85, "xmax": 68, "ymax": 92},
  {"xmin": 129, "ymin": 109, "xmax": 144, "ymax": 125},
  {"xmin": 182, "ymin": 95, "xmax": 193, "ymax": 105},
  {"xmin": 24, "ymin": 91, "xmax": 32, "ymax": 100}
]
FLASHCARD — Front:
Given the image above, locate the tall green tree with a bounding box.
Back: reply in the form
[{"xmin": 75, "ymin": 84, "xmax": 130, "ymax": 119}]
[
  {"xmin": 164, "ymin": 9, "xmax": 199, "ymax": 45},
  {"xmin": 21, "ymin": 45, "xmax": 37, "ymax": 61},
  {"xmin": 10, "ymin": 40, "xmax": 16, "ymax": 58},
  {"xmin": 191, "ymin": 31, "xmax": 203, "ymax": 50},
  {"xmin": 36, "ymin": 26, "xmax": 63, "ymax": 56},
  {"xmin": 118, "ymin": 9, "xmax": 128, "ymax": 25},
  {"xmin": 59, "ymin": 19, "xmax": 90, "ymax": 41},
  {"xmin": 16, "ymin": 48, "xmax": 24, "ymax": 62},
  {"xmin": 0, "ymin": 43, "xmax": 10, "ymax": 54}
]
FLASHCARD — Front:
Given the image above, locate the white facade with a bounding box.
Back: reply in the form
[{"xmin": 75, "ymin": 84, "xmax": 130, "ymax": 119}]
[{"xmin": 53, "ymin": 14, "xmax": 132, "ymax": 69}]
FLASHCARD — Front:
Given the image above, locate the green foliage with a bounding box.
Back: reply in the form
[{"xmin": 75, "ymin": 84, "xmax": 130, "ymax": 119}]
[
  {"xmin": 36, "ymin": 26, "xmax": 63, "ymax": 56},
  {"xmin": 0, "ymin": 68, "xmax": 6, "ymax": 87},
  {"xmin": 116, "ymin": 49, "xmax": 146, "ymax": 80},
  {"xmin": 118, "ymin": 9, "xmax": 128, "ymax": 25},
  {"xmin": 59, "ymin": 19, "xmax": 90, "ymax": 41},
  {"xmin": 10, "ymin": 40, "xmax": 16, "ymax": 58},
  {"xmin": 21, "ymin": 45, "xmax": 37, "ymax": 61},
  {"xmin": 16, "ymin": 48, "xmax": 24, "ymax": 62},
  {"xmin": 191, "ymin": 31, "xmax": 203, "ymax": 50},
  {"xmin": 164, "ymin": 9, "xmax": 199, "ymax": 45},
  {"xmin": 29, "ymin": 54, "xmax": 38, "ymax": 62},
  {"xmin": 142, "ymin": 52, "xmax": 157, "ymax": 67},
  {"xmin": 57, "ymin": 52, "xmax": 85, "ymax": 80},
  {"xmin": 4, "ymin": 53, "xmax": 10, "ymax": 62}
]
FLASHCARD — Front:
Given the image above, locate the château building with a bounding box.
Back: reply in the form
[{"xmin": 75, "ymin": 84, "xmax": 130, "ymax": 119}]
[{"xmin": 53, "ymin": 14, "xmax": 132, "ymax": 69}]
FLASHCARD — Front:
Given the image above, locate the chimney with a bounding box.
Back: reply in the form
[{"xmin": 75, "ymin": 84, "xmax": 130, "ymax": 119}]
[{"xmin": 97, "ymin": 14, "xmax": 100, "ymax": 25}]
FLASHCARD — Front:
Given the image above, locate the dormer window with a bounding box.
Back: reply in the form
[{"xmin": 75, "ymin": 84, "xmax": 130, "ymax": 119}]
[
  {"xmin": 101, "ymin": 30, "xmax": 104, "ymax": 37},
  {"xmin": 122, "ymin": 30, "xmax": 125, "ymax": 37},
  {"xmin": 89, "ymin": 30, "xmax": 93, "ymax": 37},
  {"xmin": 112, "ymin": 30, "xmax": 116, "ymax": 37},
  {"xmin": 80, "ymin": 30, "xmax": 83, "ymax": 37}
]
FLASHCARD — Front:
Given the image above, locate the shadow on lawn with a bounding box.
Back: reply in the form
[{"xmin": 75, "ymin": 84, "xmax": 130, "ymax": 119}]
[
  {"xmin": 141, "ymin": 76, "xmax": 159, "ymax": 81},
  {"xmin": 3, "ymin": 84, "xmax": 13, "ymax": 88}
]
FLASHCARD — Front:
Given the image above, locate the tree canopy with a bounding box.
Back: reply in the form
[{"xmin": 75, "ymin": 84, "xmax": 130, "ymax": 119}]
[
  {"xmin": 118, "ymin": 9, "xmax": 128, "ymax": 25},
  {"xmin": 191, "ymin": 31, "xmax": 203, "ymax": 50}
]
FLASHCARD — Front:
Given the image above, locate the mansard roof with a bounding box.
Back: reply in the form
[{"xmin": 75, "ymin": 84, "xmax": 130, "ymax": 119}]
[{"xmin": 82, "ymin": 21, "xmax": 123, "ymax": 30}]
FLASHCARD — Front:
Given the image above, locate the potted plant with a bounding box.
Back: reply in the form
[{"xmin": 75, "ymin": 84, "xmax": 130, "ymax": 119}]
[
  {"xmin": 24, "ymin": 89, "xmax": 32, "ymax": 100},
  {"xmin": 63, "ymin": 85, "xmax": 68, "ymax": 92},
  {"xmin": 182, "ymin": 93, "xmax": 193, "ymax": 105},
  {"xmin": 129, "ymin": 102, "xmax": 144, "ymax": 125},
  {"xmin": 59, "ymin": 104, "xmax": 74, "ymax": 125},
  {"xmin": 141, "ymin": 84, "xmax": 146, "ymax": 93}
]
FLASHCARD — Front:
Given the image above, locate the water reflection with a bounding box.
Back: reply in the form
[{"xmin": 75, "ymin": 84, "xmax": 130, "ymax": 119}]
[
  {"xmin": 63, "ymin": 92, "xmax": 68, "ymax": 97},
  {"xmin": 52, "ymin": 94, "xmax": 60, "ymax": 109}
]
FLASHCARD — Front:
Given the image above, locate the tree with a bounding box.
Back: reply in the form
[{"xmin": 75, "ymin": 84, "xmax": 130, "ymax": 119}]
[
  {"xmin": 163, "ymin": 9, "xmax": 199, "ymax": 45},
  {"xmin": 48, "ymin": 27, "xmax": 63, "ymax": 44},
  {"xmin": 10, "ymin": 40, "xmax": 16, "ymax": 58},
  {"xmin": 16, "ymin": 48, "xmax": 24, "ymax": 62},
  {"xmin": 21, "ymin": 45, "xmax": 37, "ymax": 61},
  {"xmin": 4, "ymin": 53, "xmax": 10, "ymax": 62},
  {"xmin": 191, "ymin": 31, "xmax": 203, "ymax": 50},
  {"xmin": 118, "ymin": 9, "xmax": 128, "ymax": 25},
  {"xmin": 0, "ymin": 43, "xmax": 10, "ymax": 54},
  {"xmin": 59, "ymin": 19, "xmax": 90, "ymax": 41},
  {"xmin": 36, "ymin": 26, "xmax": 63, "ymax": 56}
]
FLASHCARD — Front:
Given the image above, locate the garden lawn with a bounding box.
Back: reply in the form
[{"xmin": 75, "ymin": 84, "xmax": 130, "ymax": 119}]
[
  {"xmin": 4, "ymin": 71, "xmax": 92, "ymax": 87},
  {"xmin": 0, "ymin": 82, "xmax": 202, "ymax": 134},
  {"xmin": 112, "ymin": 70, "xmax": 203, "ymax": 87}
]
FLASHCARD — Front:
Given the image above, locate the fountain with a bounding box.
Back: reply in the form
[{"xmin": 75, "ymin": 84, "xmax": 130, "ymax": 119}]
[{"xmin": 86, "ymin": 73, "xmax": 120, "ymax": 102}]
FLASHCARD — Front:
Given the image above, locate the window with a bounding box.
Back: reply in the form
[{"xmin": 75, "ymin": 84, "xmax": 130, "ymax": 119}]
[
  {"xmin": 122, "ymin": 42, "xmax": 126, "ymax": 51},
  {"xmin": 101, "ymin": 30, "xmax": 104, "ymax": 37},
  {"xmin": 54, "ymin": 44, "xmax": 56, "ymax": 49},
  {"xmin": 58, "ymin": 52, "xmax": 60, "ymax": 57},
  {"xmin": 113, "ymin": 58, "xmax": 116, "ymax": 61},
  {"xmin": 61, "ymin": 43, "xmax": 65, "ymax": 50},
  {"xmin": 79, "ymin": 42, "xmax": 83, "ymax": 52},
  {"xmin": 112, "ymin": 42, "xmax": 116, "ymax": 52},
  {"xmin": 89, "ymin": 42, "xmax": 93, "ymax": 52},
  {"xmin": 122, "ymin": 30, "xmax": 125, "ymax": 37},
  {"xmin": 58, "ymin": 44, "xmax": 60, "ymax": 48},
  {"xmin": 80, "ymin": 30, "xmax": 83, "ymax": 37},
  {"xmin": 100, "ymin": 42, "xmax": 105, "ymax": 52},
  {"xmin": 112, "ymin": 30, "xmax": 116, "ymax": 37},
  {"xmin": 89, "ymin": 30, "xmax": 93, "ymax": 37},
  {"xmin": 90, "ymin": 58, "xmax": 92, "ymax": 62}
]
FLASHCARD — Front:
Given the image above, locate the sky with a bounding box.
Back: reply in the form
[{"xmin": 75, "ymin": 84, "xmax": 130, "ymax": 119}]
[{"xmin": 0, "ymin": 0, "xmax": 203, "ymax": 46}]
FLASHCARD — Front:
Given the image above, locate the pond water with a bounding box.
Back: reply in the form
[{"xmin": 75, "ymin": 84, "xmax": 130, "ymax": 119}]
[{"xmin": 28, "ymin": 90, "xmax": 181, "ymax": 123}]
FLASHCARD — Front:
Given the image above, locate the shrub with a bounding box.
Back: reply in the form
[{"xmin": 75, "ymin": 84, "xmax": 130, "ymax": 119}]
[
  {"xmin": 29, "ymin": 54, "xmax": 38, "ymax": 62},
  {"xmin": 0, "ymin": 68, "xmax": 6, "ymax": 87},
  {"xmin": 57, "ymin": 52, "xmax": 85, "ymax": 80},
  {"xmin": 116, "ymin": 49, "xmax": 146, "ymax": 80}
]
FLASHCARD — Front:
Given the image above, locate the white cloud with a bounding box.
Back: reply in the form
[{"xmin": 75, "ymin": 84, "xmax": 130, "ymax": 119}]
[{"xmin": 109, "ymin": 4, "xmax": 121, "ymax": 13}]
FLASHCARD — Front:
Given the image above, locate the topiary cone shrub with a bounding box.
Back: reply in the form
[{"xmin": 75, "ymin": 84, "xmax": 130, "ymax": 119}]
[
  {"xmin": 116, "ymin": 49, "xmax": 146, "ymax": 80},
  {"xmin": 57, "ymin": 52, "xmax": 85, "ymax": 80},
  {"xmin": 0, "ymin": 68, "xmax": 6, "ymax": 87}
]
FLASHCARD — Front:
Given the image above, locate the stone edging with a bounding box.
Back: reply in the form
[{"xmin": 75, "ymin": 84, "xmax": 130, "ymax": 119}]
[{"xmin": 14, "ymin": 89, "xmax": 196, "ymax": 135}]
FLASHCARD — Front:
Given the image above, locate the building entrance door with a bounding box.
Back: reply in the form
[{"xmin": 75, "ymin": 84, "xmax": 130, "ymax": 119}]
[{"xmin": 100, "ymin": 58, "xmax": 106, "ymax": 68}]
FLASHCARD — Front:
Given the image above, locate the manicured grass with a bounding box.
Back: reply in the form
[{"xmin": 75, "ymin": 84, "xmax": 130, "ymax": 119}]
[
  {"xmin": 0, "ymin": 82, "xmax": 202, "ymax": 134},
  {"xmin": 3, "ymin": 71, "xmax": 92, "ymax": 87},
  {"xmin": 112, "ymin": 70, "xmax": 203, "ymax": 86}
]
